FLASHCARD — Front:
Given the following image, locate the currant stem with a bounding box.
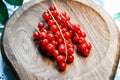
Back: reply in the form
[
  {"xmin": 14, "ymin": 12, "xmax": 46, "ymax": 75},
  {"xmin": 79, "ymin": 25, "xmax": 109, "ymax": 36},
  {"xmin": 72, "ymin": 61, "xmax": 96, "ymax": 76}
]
[{"xmin": 47, "ymin": 9, "xmax": 68, "ymax": 61}]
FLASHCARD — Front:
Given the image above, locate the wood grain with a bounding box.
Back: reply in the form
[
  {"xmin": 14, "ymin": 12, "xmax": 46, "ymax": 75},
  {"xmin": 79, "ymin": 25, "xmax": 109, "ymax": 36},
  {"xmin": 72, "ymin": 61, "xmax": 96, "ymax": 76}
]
[{"xmin": 1, "ymin": 0, "xmax": 120, "ymax": 80}]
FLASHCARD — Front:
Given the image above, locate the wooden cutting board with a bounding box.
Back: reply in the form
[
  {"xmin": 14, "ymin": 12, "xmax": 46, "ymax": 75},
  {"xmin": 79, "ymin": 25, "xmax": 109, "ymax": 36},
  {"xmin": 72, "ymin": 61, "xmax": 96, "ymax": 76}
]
[{"xmin": 1, "ymin": 0, "xmax": 120, "ymax": 80}]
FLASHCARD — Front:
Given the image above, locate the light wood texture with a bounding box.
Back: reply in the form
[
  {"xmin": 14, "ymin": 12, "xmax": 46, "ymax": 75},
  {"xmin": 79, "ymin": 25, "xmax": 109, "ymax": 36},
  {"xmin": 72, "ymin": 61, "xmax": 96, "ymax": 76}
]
[{"xmin": 1, "ymin": 0, "xmax": 120, "ymax": 80}]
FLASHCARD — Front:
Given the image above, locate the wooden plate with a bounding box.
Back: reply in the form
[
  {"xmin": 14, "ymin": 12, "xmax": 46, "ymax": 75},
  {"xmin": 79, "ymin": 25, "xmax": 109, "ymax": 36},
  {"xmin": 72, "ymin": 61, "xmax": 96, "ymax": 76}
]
[{"xmin": 1, "ymin": 0, "xmax": 120, "ymax": 80}]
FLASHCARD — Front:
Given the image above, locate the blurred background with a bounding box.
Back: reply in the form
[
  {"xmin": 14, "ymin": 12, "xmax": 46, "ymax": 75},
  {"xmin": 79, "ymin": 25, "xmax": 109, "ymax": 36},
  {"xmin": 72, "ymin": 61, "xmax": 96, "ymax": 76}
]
[{"xmin": 0, "ymin": 0, "xmax": 120, "ymax": 80}]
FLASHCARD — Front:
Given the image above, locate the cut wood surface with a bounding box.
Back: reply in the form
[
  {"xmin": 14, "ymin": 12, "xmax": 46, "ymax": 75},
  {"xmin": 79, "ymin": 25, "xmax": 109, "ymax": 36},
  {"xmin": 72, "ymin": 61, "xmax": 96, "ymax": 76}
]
[{"xmin": 1, "ymin": 0, "xmax": 120, "ymax": 80}]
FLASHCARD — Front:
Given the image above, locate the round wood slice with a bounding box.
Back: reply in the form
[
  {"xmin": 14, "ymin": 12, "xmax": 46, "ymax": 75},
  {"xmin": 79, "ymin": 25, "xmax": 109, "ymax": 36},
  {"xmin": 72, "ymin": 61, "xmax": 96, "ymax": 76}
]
[{"xmin": 1, "ymin": 0, "xmax": 120, "ymax": 80}]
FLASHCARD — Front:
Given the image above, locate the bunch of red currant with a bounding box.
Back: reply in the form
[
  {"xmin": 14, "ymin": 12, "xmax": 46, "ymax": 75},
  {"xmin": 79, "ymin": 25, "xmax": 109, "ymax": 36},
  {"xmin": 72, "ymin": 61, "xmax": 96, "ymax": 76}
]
[{"xmin": 33, "ymin": 5, "xmax": 92, "ymax": 71}]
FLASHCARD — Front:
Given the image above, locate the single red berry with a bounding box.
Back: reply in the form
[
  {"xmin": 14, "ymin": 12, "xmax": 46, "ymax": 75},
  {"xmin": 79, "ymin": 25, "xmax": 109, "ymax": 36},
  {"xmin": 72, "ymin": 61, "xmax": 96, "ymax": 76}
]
[
  {"xmin": 38, "ymin": 22, "xmax": 44, "ymax": 29},
  {"xmin": 58, "ymin": 44, "xmax": 66, "ymax": 53},
  {"xmin": 58, "ymin": 62, "xmax": 66, "ymax": 71},
  {"xmin": 43, "ymin": 12, "xmax": 50, "ymax": 21},
  {"xmin": 61, "ymin": 12, "xmax": 66, "ymax": 16},
  {"xmin": 49, "ymin": 5, "xmax": 56, "ymax": 11},
  {"xmin": 39, "ymin": 32, "xmax": 47, "ymax": 39},
  {"xmin": 56, "ymin": 15, "xmax": 62, "ymax": 24},
  {"xmin": 73, "ymin": 36, "xmax": 79, "ymax": 43},
  {"xmin": 72, "ymin": 24, "xmax": 80, "ymax": 32},
  {"xmin": 62, "ymin": 28, "xmax": 67, "ymax": 33},
  {"xmin": 50, "ymin": 25, "xmax": 58, "ymax": 33},
  {"xmin": 66, "ymin": 40, "xmax": 70, "ymax": 44},
  {"xmin": 78, "ymin": 37, "xmax": 86, "ymax": 44},
  {"xmin": 33, "ymin": 32, "xmax": 39, "ymax": 39},
  {"xmin": 79, "ymin": 43, "xmax": 88, "ymax": 51},
  {"xmin": 68, "ymin": 48, "xmax": 74, "ymax": 55},
  {"xmin": 61, "ymin": 16, "xmax": 67, "ymax": 22},
  {"xmin": 42, "ymin": 39, "xmax": 49, "ymax": 46},
  {"xmin": 77, "ymin": 30, "xmax": 82, "ymax": 36},
  {"xmin": 51, "ymin": 40, "xmax": 57, "ymax": 46},
  {"xmin": 52, "ymin": 50, "xmax": 60, "ymax": 59},
  {"xmin": 57, "ymin": 55, "xmax": 65, "ymax": 63},
  {"xmin": 64, "ymin": 21, "xmax": 71, "ymax": 28},
  {"xmin": 51, "ymin": 11, "xmax": 59, "ymax": 17},
  {"xmin": 46, "ymin": 44, "xmax": 55, "ymax": 52},
  {"xmin": 56, "ymin": 39, "xmax": 63, "ymax": 45},
  {"xmin": 83, "ymin": 49, "xmax": 90, "ymax": 56},
  {"xmin": 67, "ymin": 55, "xmax": 74, "ymax": 63},
  {"xmin": 67, "ymin": 44, "xmax": 74, "ymax": 49},
  {"xmin": 64, "ymin": 32, "xmax": 71, "ymax": 40},
  {"xmin": 47, "ymin": 33, "xmax": 54, "ymax": 41},
  {"xmin": 55, "ymin": 31, "xmax": 62, "ymax": 39},
  {"xmin": 48, "ymin": 19, "xmax": 55, "ymax": 26},
  {"xmin": 65, "ymin": 15, "xmax": 70, "ymax": 21},
  {"xmin": 81, "ymin": 31, "xmax": 86, "ymax": 38},
  {"xmin": 40, "ymin": 29, "xmax": 48, "ymax": 34},
  {"xmin": 86, "ymin": 42, "xmax": 92, "ymax": 50}
]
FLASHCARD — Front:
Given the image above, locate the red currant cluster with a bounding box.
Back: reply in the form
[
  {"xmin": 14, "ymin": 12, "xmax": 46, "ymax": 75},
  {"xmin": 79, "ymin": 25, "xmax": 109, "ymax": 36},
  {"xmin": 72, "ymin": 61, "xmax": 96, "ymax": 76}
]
[{"xmin": 33, "ymin": 5, "xmax": 92, "ymax": 71}]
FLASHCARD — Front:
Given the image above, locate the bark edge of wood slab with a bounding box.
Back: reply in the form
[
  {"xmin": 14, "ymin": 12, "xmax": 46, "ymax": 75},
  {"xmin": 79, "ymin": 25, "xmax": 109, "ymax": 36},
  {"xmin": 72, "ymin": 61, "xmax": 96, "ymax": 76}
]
[{"xmin": 1, "ymin": 0, "xmax": 120, "ymax": 80}]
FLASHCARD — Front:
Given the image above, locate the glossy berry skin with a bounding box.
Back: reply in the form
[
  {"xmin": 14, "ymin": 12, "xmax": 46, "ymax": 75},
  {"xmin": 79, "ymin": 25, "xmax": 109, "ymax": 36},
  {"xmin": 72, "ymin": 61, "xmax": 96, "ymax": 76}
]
[
  {"xmin": 49, "ymin": 5, "xmax": 56, "ymax": 11},
  {"xmin": 62, "ymin": 28, "xmax": 67, "ymax": 33},
  {"xmin": 33, "ymin": 32, "xmax": 39, "ymax": 39},
  {"xmin": 64, "ymin": 32, "xmax": 71, "ymax": 40},
  {"xmin": 57, "ymin": 55, "xmax": 65, "ymax": 63},
  {"xmin": 72, "ymin": 24, "xmax": 80, "ymax": 32},
  {"xmin": 43, "ymin": 12, "xmax": 50, "ymax": 21},
  {"xmin": 56, "ymin": 39, "xmax": 63, "ymax": 45},
  {"xmin": 39, "ymin": 32, "xmax": 47, "ymax": 39},
  {"xmin": 73, "ymin": 36, "xmax": 79, "ymax": 43},
  {"xmin": 56, "ymin": 15, "xmax": 62, "ymax": 24},
  {"xmin": 38, "ymin": 22, "xmax": 44, "ymax": 29},
  {"xmin": 61, "ymin": 12, "xmax": 66, "ymax": 16},
  {"xmin": 78, "ymin": 37, "xmax": 86, "ymax": 44},
  {"xmin": 86, "ymin": 42, "xmax": 92, "ymax": 50},
  {"xmin": 42, "ymin": 39, "xmax": 49, "ymax": 46},
  {"xmin": 55, "ymin": 31, "xmax": 62, "ymax": 39},
  {"xmin": 58, "ymin": 44, "xmax": 65, "ymax": 53},
  {"xmin": 58, "ymin": 62, "xmax": 66, "ymax": 71},
  {"xmin": 79, "ymin": 43, "xmax": 88, "ymax": 51},
  {"xmin": 83, "ymin": 49, "xmax": 90, "ymax": 56},
  {"xmin": 67, "ymin": 44, "xmax": 74, "ymax": 49},
  {"xmin": 46, "ymin": 44, "xmax": 55, "ymax": 52},
  {"xmin": 51, "ymin": 11, "xmax": 59, "ymax": 17},
  {"xmin": 48, "ymin": 19, "xmax": 55, "ymax": 26},
  {"xmin": 52, "ymin": 50, "xmax": 60, "ymax": 59},
  {"xmin": 51, "ymin": 40, "xmax": 57, "ymax": 46},
  {"xmin": 47, "ymin": 33, "xmax": 54, "ymax": 41},
  {"xmin": 50, "ymin": 25, "xmax": 58, "ymax": 33},
  {"xmin": 67, "ymin": 55, "xmax": 74, "ymax": 63},
  {"xmin": 81, "ymin": 32, "xmax": 86, "ymax": 38},
  {"xmin": 40, "ymin": 29, "xmax": 48, "ymax": 34},
  {"xmin": 68, "ymin": 48, "xmax": 74, "ymax": 55}
]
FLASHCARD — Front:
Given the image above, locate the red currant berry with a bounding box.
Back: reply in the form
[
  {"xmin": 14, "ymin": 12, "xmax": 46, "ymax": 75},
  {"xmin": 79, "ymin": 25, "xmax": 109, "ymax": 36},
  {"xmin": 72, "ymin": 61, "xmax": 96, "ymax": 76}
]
[
  {"xmin": 62, "ymin": 28, "xmax": 67, "ymax": 33},
  {"xmin": 57, "ymin": 55, "xmax": 65, "ymax": 63},
  {"xmin": 43, "ymin": 12, "xmax": 50, "ymax": 21},
  {"xmin": 61, "ymin": 12, "xmax": 66, "ymax": 16},
  {"xmin": 67, "ymin": 44, "xmax": 74, "ymax": 49},
  {"xmin": 64, "ymin": 32, "xmax": 71, "ymax": 40},
  {"xmin": 81, "ymin": 31, "xmax": 86, "ymax": 38},
  {"xmin": 56, "ymin": 39, "xmax": 63, "ymax": 45},
  {"xmin": 73, "ymin": 36, "xmax": 79, "ymax": 43},
  {"xmin": 51, "ymin": 40, "xmax": 57, "ymax": 46},
  {"xmin": 50, "ymin": 25, "xmax": 58, "ymax": 33},
  {"xmin": 51, "ymin": 11, "xmax": 59, "ymax": 17},
  {"xmin": 47, "ymin": 33, "xmax": 54, "ymax": 41},
  {"xmin": 66, "ymin": 40, "xmax": 70, "ymax": 44},
  {"xmin": 39, "ymin": 32, "xmax": 47, "ymax": 39},
  {"xmin": 64, "ymin": 21, "xmax": 71, "ymax": 28},
  {"xmin": 68, "ymin": 48, "xmax": 74, "ymax": 55},
  {"xmin": 48, "ymin": 19, "xmax": 55, "ymax": 26},
  {"xmin": 40, "ymin": 29, "xmax": 48, "ymax": 34},
  {"xmin": 49, "ymin": 5, "xmax": 56, "ymax": 11},
  {"xmin": 83, "ymin": 49, "xmax": 90, "ymax": 56},
  {"xmin": 38, "ymin": 22, "xmax": 44, "ymax": 29},
  {"xmin": 42, "ymin": 39, "xmax": 49, "ymax": 46},
  {"xmin": 58, "ymin": 62, "xmax": 66, "ymax": 71},
  {"xmin": 79, "ymin": 43, "xmax": 88, "ymax": 51},
  {"xmin": 33, "ymin": 32, "xmax": 39, "ymax": 39},
  {"xmin": 72, "ymin": 24, "xmax": 80, "ymax": 32},
  {"xmin": 55, "ymin": 31, "xmax": 62, "ymax": 39},
  {"xmin": 58, "ymin": 44, "xmax": 65, "ymax": 53},
  {"xmin": 46, "ymin": 44, "xmax": 55, "ymax": 52},
  {"xmin": 86, "ymin": 42, "xmax": 92, "ymax": 50},
  {"xmin": 56, "ymin": 15, "xmax": 62, "ymax": 23},
  {"xmin": 65, "ymin": 15, "xmax": 70, "ymax": 21},
  {"xmin": 52, "ymin": 50, "xmax": 60, "ymax": 59},
  {"xmin": 67, "ymin": 55, "xmax": 74, "ymax": 63},
  {"xmin": 78, "ymin": 37, "xmax": 86, "ymax": 44}
]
